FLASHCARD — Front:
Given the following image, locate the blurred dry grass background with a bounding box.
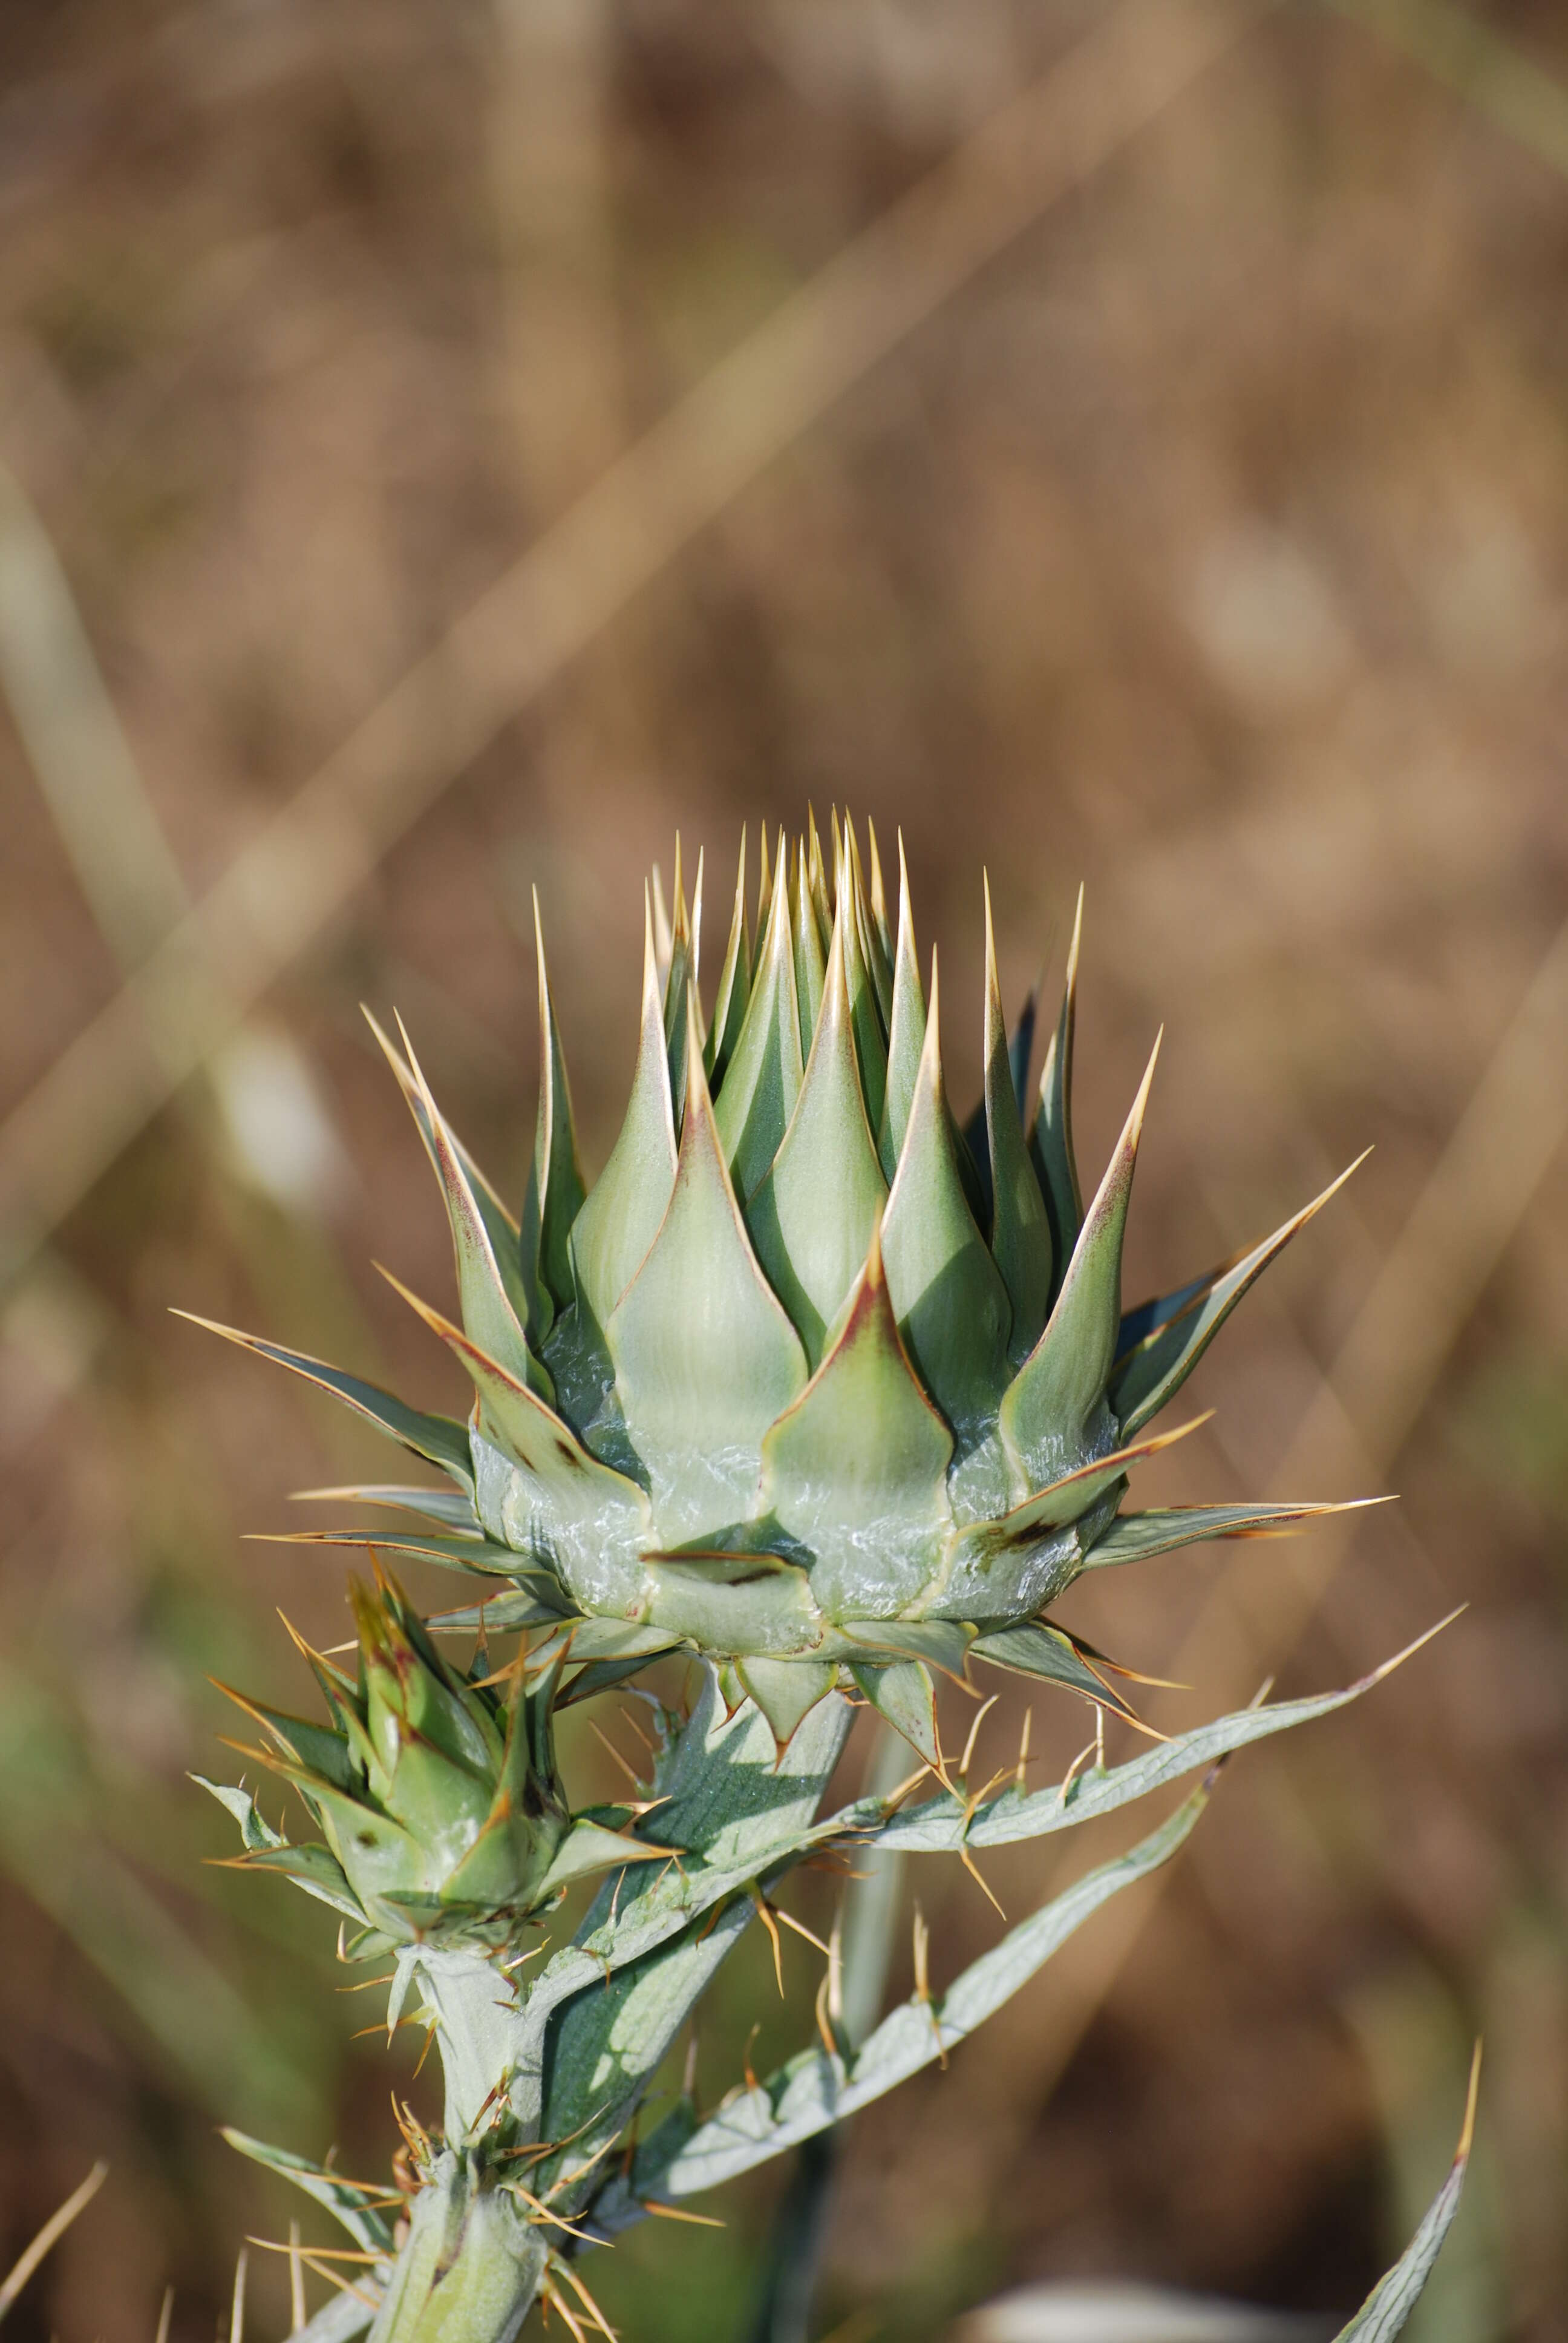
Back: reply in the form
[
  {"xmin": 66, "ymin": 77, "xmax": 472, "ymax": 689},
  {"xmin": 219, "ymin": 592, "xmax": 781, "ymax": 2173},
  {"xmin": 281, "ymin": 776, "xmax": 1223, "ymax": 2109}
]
[{"xmin": 0, "ymin": 0, "xmax": 1565, "ymax": 2336}]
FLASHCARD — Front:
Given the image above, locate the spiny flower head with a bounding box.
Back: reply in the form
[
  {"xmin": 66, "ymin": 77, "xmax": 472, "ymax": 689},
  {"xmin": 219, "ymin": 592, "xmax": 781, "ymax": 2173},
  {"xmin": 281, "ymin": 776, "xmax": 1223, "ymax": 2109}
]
[{"xmin": 192, "ymin": 814, "xmax": 1357, "ymax": 1763}]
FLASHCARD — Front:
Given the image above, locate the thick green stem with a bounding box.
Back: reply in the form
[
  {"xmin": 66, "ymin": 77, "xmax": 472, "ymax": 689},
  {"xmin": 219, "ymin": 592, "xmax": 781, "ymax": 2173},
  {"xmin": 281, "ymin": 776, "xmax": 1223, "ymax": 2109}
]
[
  {"xmin": 368, "ymin": 2152, "xmax": 547, "ymax": 2343},
  {"xmin": 410, "ymin": 1949, "xmax": 528, "ymax": 2142}
]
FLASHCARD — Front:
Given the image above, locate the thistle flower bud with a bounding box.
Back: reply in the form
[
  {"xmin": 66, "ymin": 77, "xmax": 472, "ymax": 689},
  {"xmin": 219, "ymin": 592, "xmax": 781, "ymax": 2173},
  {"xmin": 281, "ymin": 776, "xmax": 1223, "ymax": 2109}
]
[{"xmin": 206, "ymin": 1570, "xmax": 657, "ymax": 1951}]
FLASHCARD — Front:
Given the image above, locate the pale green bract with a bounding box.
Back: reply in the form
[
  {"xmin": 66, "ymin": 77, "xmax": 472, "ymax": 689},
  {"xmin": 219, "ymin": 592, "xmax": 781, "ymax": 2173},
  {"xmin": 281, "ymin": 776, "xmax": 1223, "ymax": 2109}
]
[{"xmin": 192, "ymin": 816, "xmax": 1366, "ymax": 1766}]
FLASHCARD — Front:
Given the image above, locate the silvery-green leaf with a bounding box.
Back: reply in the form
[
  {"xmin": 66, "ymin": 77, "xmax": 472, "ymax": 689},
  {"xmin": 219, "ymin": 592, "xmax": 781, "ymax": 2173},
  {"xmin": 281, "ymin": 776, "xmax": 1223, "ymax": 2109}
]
[
  {"xmin": 747, "ymin": 898, "xmax": 889, "ymax": 1368},
  {"xmin": 734, "ymin": 1657, "xmax": 839, "ymax": 1752},
  {"xmin": 609, "ymin": 992, "xmax": 807, "ymax": 1537},
  {"xmin": 1001, "ymin": 1036, "xmax": 1160, "ymax": 1492},
  {"xmin": 661, "ymin": 843, "xmax": 696, "ymax": 1112},
  {"xmin": 865, "ymin": 816, "xmax": 893, "ymax": 968},
  {"xmin": 1030, "ymin": 885, "xmax": 1083, "ymax": 1290},
  {"xmin": 805, "ymin": 810, "xmax": 833, "ymax": 958},
  {"xmin": 526, "ymin": 1618, "xmax": 681, "ymax": 1668},
  {"xmin": 850, "ymin": 1659, "xmax": 941, "ymax": 1769},
  {"xmin": 633, "ymin": 1786, "xmax": 1206, "ymax": 2201},
  {"xmin": 1084, "ymin": 1499, "xmax": 1380, "ymax": 1571},
  {"xmin": 759, "ymin": 1213, "xmax": 952, "ymax": 1616},
  {"xmin": 843, "ymin": 1617, "xmax": 975, "ymax": 1683},
  {"xmin": 846, "ymin": 815, "xmax": 892, "ymax": 1027},
  {"xmin": 715, "ymin": 844, "xmax": 805, "ymax": 1200},
  {"xmin": 838, "ymin": 822, "xmax": 888, "ymax": 1132},
  {"xmin": 528, "ymin": 893, "xmax": 587, "ymax": 1319},
  {"xmin": 215, "ymin": 1837, "xmax": 368, "ymax": 1921},
  {"xmin": 523, "ymin": 1680, "xmax": 852, "ymax": 2153},
  {"xmin": 173, "ymin": 1315, "xmax": 474, "ymax": 1492},
  {"xmin": 537, "ymin": 1817, "xmax": 670, "ymax": 1896},
  {"xmin": 858, "ymin": 1622, "xmax": 1454, "ymax": 1855},
  {"xmin": 380, "ymin": 1017, "xmax": 549, "ymax": 1399},
  {"xmin": 569, "ymin": 891, "xmax": 679, "ymax": 1328},
  {"xmin": 792, "ymin": 846, "xmax": 826, "ymax": 1058},
  {"xmin": 256, "ymin": 1525, "xmax": 557, "ymax": 1579},
  {"xmin": 222, "ymin": 2130, "xmax": 394, "ymax": 2253},
  {"xmin": 428, "ymin": 1585, "xmax": 575, "ymax": 1634},
  {"xmin": 877, "ymin": 837, "xmax": 926, "ymax": 1181},
  {"xmin": 970, "ymin": 1620, "xmax": 1144, "ymax": 1728},
  {"xmin": 705, "ymin": 827, "xmax": 752, "ymax": 1087},
  {"xmin": 881, "ymin": 953, "xmax": 1011, "ymax": 1440},
  {"xmin": 984, "ymin": 876, "xmax": 1054, "ymax": 1362},
  {"xmin": 194, "ymin": 1775, "xmax": 288, "ymax": 1853},
  {"xmin": 1007, "ymin": 984, "xmax": 1037, "ymax": 1121},
  {"xmin": 292, "ymin": 1481, "xmax": 483, "ymax": 1532},
  {"xmin": 1331, "ymin": 2051, "xmax": 1479, "ymax": 2341},
  {"xmin": 1117, "ymin": 1250, "xmax": 1244, "ymax": 1361},
  {"xmin": 1112, "ymin": 1156, "xmax": 1366, "ymax": 1437},
  {"xmin": 365, "ymin": 1010, "xmax": 537, "ymax": 1347},
  {"xmin": 212, "ymin": 1680, "xmax": 359, "ymax": 1794}
]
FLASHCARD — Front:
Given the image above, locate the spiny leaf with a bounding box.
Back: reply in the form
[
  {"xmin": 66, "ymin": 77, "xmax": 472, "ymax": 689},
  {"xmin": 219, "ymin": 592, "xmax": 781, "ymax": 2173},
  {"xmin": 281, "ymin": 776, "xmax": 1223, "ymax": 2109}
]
[
  {"xmin": 369, "ymin": 1012, "xmax": 545, "ymax": 1388},
  {"xmin": 865, "ymin": 1616, "xmax": 1460, "ymax": 1854},
  {"xmin": 843, "ymin": 1617, "xmax": 975, "ymax": 1685},
  {"xmin": 221, "ymin": 2132, "xmax": 394, "ymax": 2255},
  {"xmin": 969, "ymin": 1620, "xmax": 1147, "ymax": 1729},
  {"xmin": 1117, "ymin": 1247, "xmax": 1248, "ymax": 1360},
  {"xmin": 714, "ymin": 844, "xmax": 805, "ymax": 1202},
  {"xmin": 756, "ymin": 822, "xmax": 773, "ymax": 940},
  {"xmin": 846, "ymin": 814, "xmax": 893, "ymax": 1029},
  {"xmin": 1331, "ymin": 2047, "xmax": 1480, "ymax": 2341},
  {"xmin": 747, "ymin": 897, "xmax": 889, "ymax": 1367},
  {"xmin": 734, "ymin": 1657, "xmax": 839, "ymax": 1754},
  {"xmin": 792, "ymin": 845, "xmax": 826, "ymax": 1059},
  {"xmin": 538, "ymin": 1818, "xmax": 670, "ymax": 1896},
  {"xmin": 211, "ymin": 1682, "xmax": 359, "ymax": 1794},
  {"xmin": 849, "ymin": 1659, "xmax": 940, "ymax": 1770},
  {"xmin": 662, "ymin": 839, "xmax": 697, "ymax": 1114},
  {"xmin": 609, "ymin": 991, "xmax": 808, "ymax": 1536},
  {"xmin": 528, "ymin": 893, "xmax": 587, "ymax": 1320},
  {"xmin": 759, "ymin": 1213, "xmax": 952, "ymax": 1616},
  {"xmin": 1031, "ymin": 883, "xmax": 1083, "ymax": 1289},
  {"xmin": 172, "ymin": 1315, "xmax": 474, "ymax": 1490},
  {"xmin": 838, "ymin": 821, "xmax": 888, "ymax": 1135},
  {"xmin": 1007, "ymin": 983, "xmax": 1037, "ymax": 1121},
  {"xmin": 876, "ymin": 836, "xmax": 926, "ymax": 1181},
  {"xmin": 290, "ymin": 1482, "xmax": 481, "ymax": 1531},
  {"xmin": 983, "ymin": 874, "xmax": 1053, "ymax": 1362},
  {"xmin": 1083, "ymin": 1498, "xmax": 1387, "ymax": 1571},
  {"xmin": 1112, "ymin": 1155, "xmax": 1368, "ymax": 1437},
  {"xmin": 630, "ymin": 1786, "xmax": 1207, "ymax": 2203},
  {"xmin": 569, "ymin": 890, "xmax": 679, "ymax": 1328},
  {"xmin": 1000, "ymin": 1034, "xmax": 1160, "ymax": 1491},
  {"xmin": 805, "ymin": 808, "xmax": 832, "ymax": 959},
  {"xmin": 433, "ymin": 1593, "xmax": 567, "ymax": 1636},
  {"xmin": 704, "ymin": 827, "xmax": 752, "ymax": 1087},
  {"xmin": 864, "ymin": 816, "xmax": 893, "ymax": 968},
  {"xmin": 881, "ymin": 950, "xmax": 1011, "ymax": 1439},
  {"xmin": 254, "ymin": 1526, "xmax": 566, "ymax": 1582}
]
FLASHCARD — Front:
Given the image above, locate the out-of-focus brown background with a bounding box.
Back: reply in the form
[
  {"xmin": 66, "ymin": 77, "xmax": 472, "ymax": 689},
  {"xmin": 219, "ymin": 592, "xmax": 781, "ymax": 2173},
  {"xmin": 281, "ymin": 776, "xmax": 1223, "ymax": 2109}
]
[{"xmin": 0, "ymin": 0, "xmax": 1565, "ymax": 2336}]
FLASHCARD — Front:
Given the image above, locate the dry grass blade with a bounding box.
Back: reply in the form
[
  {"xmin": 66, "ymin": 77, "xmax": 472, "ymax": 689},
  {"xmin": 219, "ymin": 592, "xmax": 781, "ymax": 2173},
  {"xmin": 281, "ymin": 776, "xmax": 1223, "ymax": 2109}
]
[
  {"xmin": 0, "ymin": 2161, "xmax": 108, "ymax": 2324},
  {"xmin": 0, "ymin": 0, "xmax": 1272, "ymax": 1291}
]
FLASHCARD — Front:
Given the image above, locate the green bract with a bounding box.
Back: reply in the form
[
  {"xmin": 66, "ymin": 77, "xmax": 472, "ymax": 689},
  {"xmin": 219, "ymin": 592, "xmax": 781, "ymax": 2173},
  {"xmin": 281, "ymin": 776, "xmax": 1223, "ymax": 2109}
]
[
  {"xmin": 202, "ymin": 1571, "xmax": 659, "ymax": 1951},
  {"xmin": 193, "ymin": 817, "xmax": 1359, "ymax": 1761}
]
